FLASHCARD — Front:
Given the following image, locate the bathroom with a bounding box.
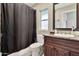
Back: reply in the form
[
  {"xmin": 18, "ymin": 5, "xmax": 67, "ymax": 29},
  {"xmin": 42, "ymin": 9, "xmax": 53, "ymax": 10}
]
[{"xmin": 1, "ymin": 3, "xmax": 79, "ymax": 56}]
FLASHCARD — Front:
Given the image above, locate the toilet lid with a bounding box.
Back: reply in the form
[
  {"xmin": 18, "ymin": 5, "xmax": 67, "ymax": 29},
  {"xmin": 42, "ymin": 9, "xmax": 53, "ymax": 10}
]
[{"xmin": 30, "ymin": 43, "xmax": 43, "ymax": 48}]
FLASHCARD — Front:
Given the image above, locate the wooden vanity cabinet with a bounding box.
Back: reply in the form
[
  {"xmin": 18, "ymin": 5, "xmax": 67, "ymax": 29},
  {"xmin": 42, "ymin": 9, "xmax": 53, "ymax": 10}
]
[
  {"xmin": 55, "ymin": 47, "xmax": 70, "ymax": 56},
  {"xmin": 44, "ymin": 44, "xmax": 70, "ymax": 56},
  {"xmin": 44, "ymin": 44, "xmax": 55, "ymax": 56},
  {"xmin": 44, "ymin": 35, "xmax": 79, "ymax": 56}
]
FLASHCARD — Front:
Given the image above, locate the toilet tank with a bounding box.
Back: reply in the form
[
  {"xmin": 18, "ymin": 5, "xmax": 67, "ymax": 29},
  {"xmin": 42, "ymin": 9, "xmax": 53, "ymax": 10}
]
[{"xmin": 37, "ymin": 35, "xmax": 44, "ymax": 43}]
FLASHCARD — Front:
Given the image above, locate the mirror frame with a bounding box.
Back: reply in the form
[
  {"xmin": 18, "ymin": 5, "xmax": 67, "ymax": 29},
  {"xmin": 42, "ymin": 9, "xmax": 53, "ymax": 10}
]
[{"xmin": 53, "ymin": 3, "xmax": 79, "ymax": 31}]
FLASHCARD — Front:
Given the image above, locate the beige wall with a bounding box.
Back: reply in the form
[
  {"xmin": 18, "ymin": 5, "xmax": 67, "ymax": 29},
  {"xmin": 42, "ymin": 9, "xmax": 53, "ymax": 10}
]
[{"xmin": 33, "ymin": 3, "xmax": 79, "ymax": 35}]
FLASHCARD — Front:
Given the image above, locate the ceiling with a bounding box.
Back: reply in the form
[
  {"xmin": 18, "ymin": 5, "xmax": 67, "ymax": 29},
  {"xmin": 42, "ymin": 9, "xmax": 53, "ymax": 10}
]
[{"xmin": 25, "ymin": 3, "xmax": 37, "ymax": 7}]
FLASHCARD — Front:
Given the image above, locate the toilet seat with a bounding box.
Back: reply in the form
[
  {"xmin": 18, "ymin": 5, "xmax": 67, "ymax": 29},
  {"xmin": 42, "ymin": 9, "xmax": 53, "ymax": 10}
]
[
  {"xmin": 29, "ymin": 35, "xmax": 44, "ymax": 56},
  {"xmin": 29, "ymin": 42, "xmax": 43, "ymax": 56},
  {"xmin": 30, "ymin": 43, "xmax": 43, "ymax": 48}
]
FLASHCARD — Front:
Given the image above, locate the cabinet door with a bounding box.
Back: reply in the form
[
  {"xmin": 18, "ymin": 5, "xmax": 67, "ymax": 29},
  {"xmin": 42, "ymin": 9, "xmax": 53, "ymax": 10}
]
[
  {"xmin": 55, "ymin": 47, "xmax": 70, "ymax": 56},
  {"xmin": 70, "ymin": 52, "xmax": 79, "ymax": 56},
  {"xmin": 44, "ymin": 44, "xmax": 55, "ymax": 56}
]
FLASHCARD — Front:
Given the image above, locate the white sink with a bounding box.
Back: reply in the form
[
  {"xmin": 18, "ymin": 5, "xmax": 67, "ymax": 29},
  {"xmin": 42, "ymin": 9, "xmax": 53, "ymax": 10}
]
[{"xmin": 54, "ymin": 34, "xmax": 75, "ymax": 38}]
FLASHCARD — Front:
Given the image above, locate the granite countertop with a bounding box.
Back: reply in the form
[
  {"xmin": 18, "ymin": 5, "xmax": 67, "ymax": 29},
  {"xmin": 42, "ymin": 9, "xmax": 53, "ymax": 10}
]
[{"xmin": 44, "ymin": 34, "xmax": 79, "ymax": 42}]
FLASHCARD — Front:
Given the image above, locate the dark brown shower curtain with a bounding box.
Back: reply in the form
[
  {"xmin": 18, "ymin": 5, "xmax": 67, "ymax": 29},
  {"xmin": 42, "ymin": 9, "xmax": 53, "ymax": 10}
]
[{"xmin": 1, "ymin": 3, "xmax": 36, "ymax": 55}]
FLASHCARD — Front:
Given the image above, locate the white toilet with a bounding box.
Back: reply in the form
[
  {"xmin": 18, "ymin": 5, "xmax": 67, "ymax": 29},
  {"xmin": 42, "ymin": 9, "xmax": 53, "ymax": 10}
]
[{"xmin": 29, "ymin": 34, "xmax": 44, "ymax": 56}]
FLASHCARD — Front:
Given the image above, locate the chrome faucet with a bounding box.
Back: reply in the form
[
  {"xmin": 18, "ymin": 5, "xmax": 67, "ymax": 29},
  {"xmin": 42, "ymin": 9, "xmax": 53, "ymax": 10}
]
[{"xmin": 71, "ymin": 25, "xmax": 74, "ymax": 34}]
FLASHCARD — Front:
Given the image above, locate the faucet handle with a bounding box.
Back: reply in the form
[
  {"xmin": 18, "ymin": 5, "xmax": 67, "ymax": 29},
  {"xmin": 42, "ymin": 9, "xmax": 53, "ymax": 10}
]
[
  {"xmin": 54, "ymin": 29, "xmax": 57, "ymax": 34},
  {"xmin": 72, "ymin": 25, "xmax": 75, "ymax": 31}
]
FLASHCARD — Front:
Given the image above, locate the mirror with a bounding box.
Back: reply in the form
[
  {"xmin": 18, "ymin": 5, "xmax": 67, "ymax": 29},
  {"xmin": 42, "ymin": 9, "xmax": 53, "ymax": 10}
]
[{"xmin": 54, "ymin": 3, "xmax": 77, "ymax": 30}]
